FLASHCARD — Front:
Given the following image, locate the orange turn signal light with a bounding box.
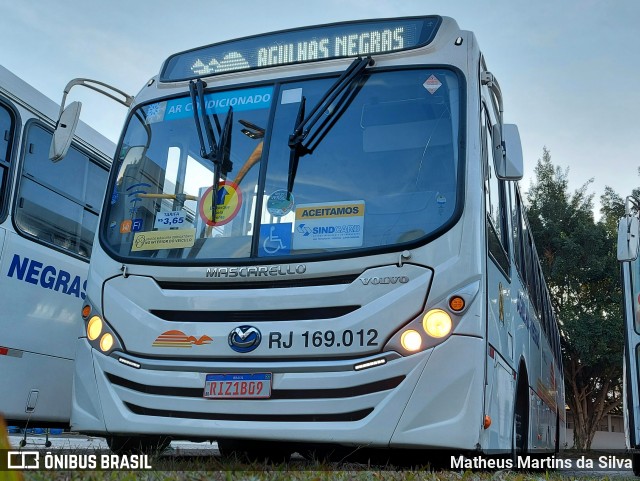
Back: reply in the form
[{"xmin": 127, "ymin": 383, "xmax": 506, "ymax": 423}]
[
  {"xmin": 82, "ymin": 305, "xmax": 92, "ymax": 319},
  {"xmin": 449, "ymin": 296, "xmax": 465, "ymax": 312},
  {"xmin": 483, "ymin": 415, "xmax": 491, "ymax": 429}
]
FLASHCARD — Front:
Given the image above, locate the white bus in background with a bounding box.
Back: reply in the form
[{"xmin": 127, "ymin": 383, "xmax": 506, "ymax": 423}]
[
  {"xmin": 618, "ymin": 198, "xmax": 640, "ymax": 476},
  {"xmin": 0, "ymin": 65, "xmax": 114, "ymax": 429},
  {"xmin": 53, "ymin": 15, "xmax": 565, "ymax": 458}
]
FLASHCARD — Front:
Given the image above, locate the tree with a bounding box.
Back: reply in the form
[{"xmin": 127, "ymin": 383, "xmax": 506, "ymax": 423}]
[{"xmin": 526, "ymin": 148, "xmax": 623, "ymax": 450}]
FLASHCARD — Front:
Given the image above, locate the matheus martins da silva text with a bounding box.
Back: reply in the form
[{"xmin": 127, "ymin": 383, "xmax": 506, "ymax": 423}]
[{"xmin": 450, "ymin": 455, "xmax": 632, "ymax": 470}]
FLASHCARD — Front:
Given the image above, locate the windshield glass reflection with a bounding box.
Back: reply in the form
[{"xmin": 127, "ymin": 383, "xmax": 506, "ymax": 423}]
[{"xmin": 102, "ymin": 69, "xmax": 461, "ymax": 263}]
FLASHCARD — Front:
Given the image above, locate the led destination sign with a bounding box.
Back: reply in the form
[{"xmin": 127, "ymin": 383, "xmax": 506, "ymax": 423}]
[{"xmin": 161, "ymin": 16, "xmax": 442, "ymax": 82}]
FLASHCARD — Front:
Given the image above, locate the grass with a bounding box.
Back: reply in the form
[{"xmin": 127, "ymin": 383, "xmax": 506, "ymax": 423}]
[
  {"xmin": 9, "ymin": 438, "xmax": 636, "ymax": 481},
  {"xmin": 19, "ymin": 453, "xmax": 640, "ymax": 481},
  {"xmin": 20, "ymin": 470, "xmax": 640, "ymax": 481}
]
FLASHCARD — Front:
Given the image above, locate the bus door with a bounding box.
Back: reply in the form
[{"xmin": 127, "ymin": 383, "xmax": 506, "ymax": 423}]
[
  {"xmin": 619, "ymin": 212, "xmax": 640, "ymax": 452},
  {"xmin": 482, "ymin": 105, "xmax": 515, "ymax": 448}
]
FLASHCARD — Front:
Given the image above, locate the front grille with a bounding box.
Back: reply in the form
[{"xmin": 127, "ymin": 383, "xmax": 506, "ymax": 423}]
[
  {"xmin": 150, "ymin": 306, "xmax": 360, "ymax": 322},
  {"xmin": 124, "ymin": 402, "xmax": 374, "ymax": 422},
  {"xmin": 155, "ymin": 274, "xmax": 360, "ymax": 290},
  {"xmin": 107, "ymin": 373, "xmax": 405, "ymax": 399}
]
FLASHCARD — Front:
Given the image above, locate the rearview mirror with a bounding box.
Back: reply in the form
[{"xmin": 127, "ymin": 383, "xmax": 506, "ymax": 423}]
[
  {"xmin": 49, "ymin": 101, "xmax": 82, "ymax": 162},
  {"xmin": 492, "ymin": 123, "xmax": 524, "ymax": 180},
  {"xmin": 618, "ymin": 215, "xmax": 639, "ymax": 261}
]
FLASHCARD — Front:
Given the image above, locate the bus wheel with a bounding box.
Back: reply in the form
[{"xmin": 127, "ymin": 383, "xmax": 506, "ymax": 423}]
[
  {"xmin": 555, "ymin": 412, "xmax": 560, "ymax": 454},
  {"xmin": 512, "ymin": 385, "xmax": 528, "ymax": 462},
  {"xmin": 217, "ymin": 439, "xmax": 292, "ymax": 464},
  {"xmin": 107, "ymin": 435, "xmax": 170, "ymax": 455},
  {"xmin": 633, "ymin": 453, "xmax": 640, "ymax": 476}
]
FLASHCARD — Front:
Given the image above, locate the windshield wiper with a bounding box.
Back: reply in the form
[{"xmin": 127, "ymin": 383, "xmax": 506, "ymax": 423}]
[
  {"xmin": 286, "ymin": 56, "xmax": 374, "ymax": 199},
  {"xmin": 189, "ymin": 80, "xmax": 217, "ymax": 159},
  {"xmin": 188, "ymin": 79, "xmax": 233, "ymax": 223}
]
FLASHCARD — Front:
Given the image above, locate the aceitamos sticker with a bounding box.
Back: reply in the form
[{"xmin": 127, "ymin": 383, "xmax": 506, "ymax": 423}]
[{"xmin": 293, "ymin": 200, "xmax": 364, "ymax": 250}]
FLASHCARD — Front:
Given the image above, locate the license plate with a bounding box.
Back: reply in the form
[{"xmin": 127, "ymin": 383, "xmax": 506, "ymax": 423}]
[{"xmin": 203, "ymin": 373, "xmax": 272, "ymax": 399}]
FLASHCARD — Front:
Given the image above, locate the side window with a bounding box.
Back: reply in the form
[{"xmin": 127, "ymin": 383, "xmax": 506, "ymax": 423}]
[
  {"xmin": 510, "ymin": 186, "xmax": 524, "ymax": 282},
  {"xmin": 14, "ymin": 123, "xmax": 108, "ymax": 258},
  {"xmin": 482, "ymin": 107, "xmax": 509, "ymax": 274},
  {"xmin": 0, "ymin": 102, "xmax": 15, "ymax": 214},
  {"xmin": 527, "ymin": 231, "xmax": 541, "ymax": 315},
  {"xmin": 520, "ymin": 203, "xmax": 531, "ymax": 289},
  {"xmin": 632, "ymin": 254, "xmax": 640, "ymax": 335}
]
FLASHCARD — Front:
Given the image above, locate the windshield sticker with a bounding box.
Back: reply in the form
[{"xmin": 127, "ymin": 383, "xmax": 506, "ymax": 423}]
[
  {"xmin": 155, "ymin": 210, "xmax": 186, "ymax": 230},
  {"xmin": 199, "ymin": 181, "xmax": 242, "ymax": 226},
  {"xmin": 281, "ymin": 88, "xmax": 303, "ymax": 104},
  {"xmin": 131, "ymin": 218, "xmax": 144, "ymax": 232},
  {"xmin": 423, "ymin": 75, "xmax": 442, "ymax": 94},
  {"xmin": 259, "ymin": 223, "xmax": 293, "ymax": 256},
  {"xmin": 120, "ymin": 220, "xmax": 132, "ymax": 234},
  {"xmin": 131, "ymin": 228, "xmax": 196, "ymax": 252},
  {"xmin": 266, "ymin": 190, "xmax": 295, "ymax": 217},
  {"xmin": 144, "ymin": 101, "xmax": 168, "ymax": 124},
  {"xmin": 293, "ymin": 201, "xmax": 365, "ymax": 250},
  {"xmin": 161, "ymin": 86, "xmax": 273, "ymax": 123}
]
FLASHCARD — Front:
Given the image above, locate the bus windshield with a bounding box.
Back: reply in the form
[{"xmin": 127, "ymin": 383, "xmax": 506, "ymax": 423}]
[{"xmin": 102, "ymin": 68, "xmax": 461, "ymax": 262}]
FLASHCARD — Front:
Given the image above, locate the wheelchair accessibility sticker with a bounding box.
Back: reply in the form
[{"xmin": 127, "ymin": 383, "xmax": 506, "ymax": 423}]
[{"xmin": 258, "ymin": 223, "xmax": 292, "ymax": 256}]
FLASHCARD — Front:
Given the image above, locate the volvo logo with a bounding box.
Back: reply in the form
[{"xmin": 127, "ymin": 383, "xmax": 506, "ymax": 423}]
[
  {"xmin": 228, "ymin": 325, "xmax": 262, "ymax": 353},
  {"xmin": 359, "ymin": 276, "xmax": 409, "ymax": 285}
]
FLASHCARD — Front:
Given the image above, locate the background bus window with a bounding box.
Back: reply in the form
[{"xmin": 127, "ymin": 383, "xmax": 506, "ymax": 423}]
[
  {"xmin": 0, "ymin": 102, "xmax": 14, "ymax": 214},
  {"xmin": 14, "ymin": 123, "xmax": 108, "ymax": 258}
]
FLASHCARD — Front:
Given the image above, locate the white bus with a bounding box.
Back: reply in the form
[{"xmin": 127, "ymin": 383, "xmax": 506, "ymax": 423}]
[
  {"xmin": 0, "ymin": 65, "xmax": 114, "ymax": 429},
  {"xmin": 618, "ymin": 198, "xmax": 640, "ymax": 475},
  {"xmin": 61, "ymin": 16, "xmax": 565, "ymax": 458}
]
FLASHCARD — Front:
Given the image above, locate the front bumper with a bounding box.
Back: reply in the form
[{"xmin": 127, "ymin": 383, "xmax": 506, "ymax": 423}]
[{"xmin": 71, "ymin": 334, "xmax": 484, "ymax": 449}]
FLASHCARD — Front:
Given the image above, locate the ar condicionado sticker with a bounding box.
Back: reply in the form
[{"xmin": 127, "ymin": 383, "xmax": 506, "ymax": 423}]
[{"xmin": 199, "ymin": 180, "xmax": 242, "ymax": 226}]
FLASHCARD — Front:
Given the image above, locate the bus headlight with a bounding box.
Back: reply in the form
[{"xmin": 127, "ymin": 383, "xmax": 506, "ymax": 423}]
[
  {"xmin": 422, "ymin": 309, "xmax": 452, "ymax": 338},
  {"xmin": 383, "ymin": 281, "xmax": 480, "ymax": 357},
  {"xmin": 82, "ymin": 298, "xmax": 124, "ymax": 356},
  {"xmin": 100, "ymin": 333, "xmax": 114, "ymax": 352},
  {"xmin": 87, "ymin": 316, "xmax": 103, "ymax": 341},
  {"xmin": 400, "ymin": 330, "xmax": 422, "ymax": 352}
]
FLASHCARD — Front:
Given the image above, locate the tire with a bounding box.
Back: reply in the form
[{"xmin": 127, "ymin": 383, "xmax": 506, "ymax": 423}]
[
  {"xmin": 217, "ymin": 439, "xmax": 292, "ymax": 464},
  {"xmin": 512, "ymin": 382, "xmax": 528, "ymax": 464},
  {"xmin": 107, "ymin": 435, "xmax": 170, "ymax": 455},
  {"xmin": 633, "ymin": 453, "xmax": 640, "ymax": 476},
  {"xmin": 555, "ymin": 412, "xmax": 560, "ymax": 454}
]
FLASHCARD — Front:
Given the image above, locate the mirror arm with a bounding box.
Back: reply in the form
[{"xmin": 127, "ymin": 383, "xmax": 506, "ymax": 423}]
[
  {"xmin": 481, "ymin": 71, "xmax": 505, "ymax": 156},
  {"xmin": 56, "ymin": 78, "xmax": 134, "ymax": 122}
]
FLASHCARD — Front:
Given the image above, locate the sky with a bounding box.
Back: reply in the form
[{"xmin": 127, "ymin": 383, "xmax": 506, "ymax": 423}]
[{"xmin": 1, "ymin": 0, "xmax": 639, "ymax": 214}]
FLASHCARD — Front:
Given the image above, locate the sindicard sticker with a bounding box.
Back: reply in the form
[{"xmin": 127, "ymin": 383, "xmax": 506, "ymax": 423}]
[
  {"xmin": 293, "ymin": 201, "xmax": 364, "ymax": 250},
  {"xmin": 132, "ymin": 228, "xmax": 196, "ymax": 251}
]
